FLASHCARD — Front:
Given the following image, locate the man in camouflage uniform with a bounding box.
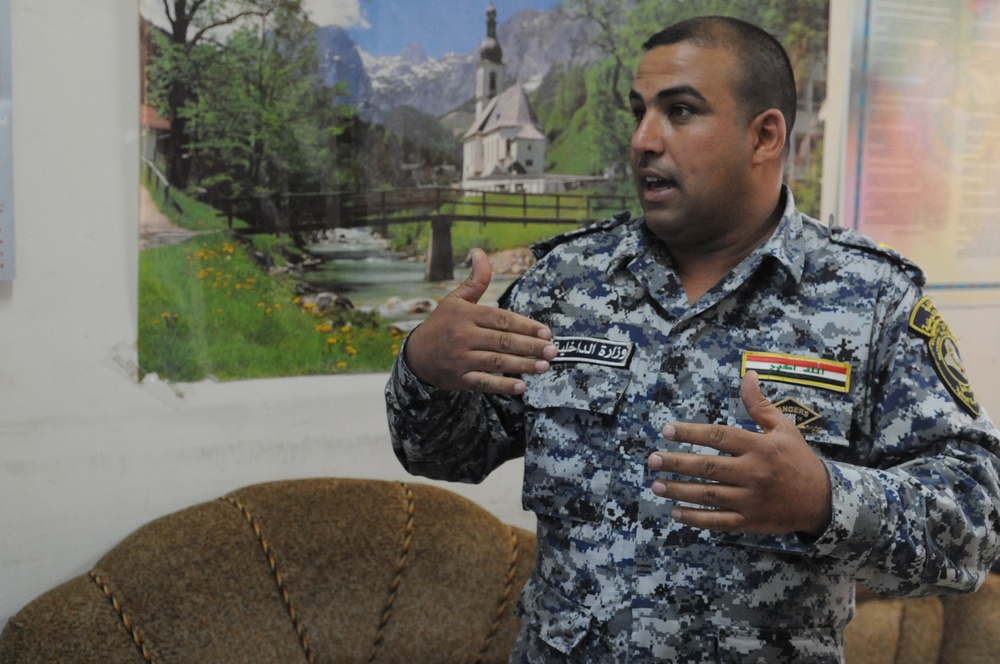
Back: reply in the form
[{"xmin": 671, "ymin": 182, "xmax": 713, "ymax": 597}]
[{"xmin": 384, "ymin": 16, "xmax": 1000, "ymax": 663}]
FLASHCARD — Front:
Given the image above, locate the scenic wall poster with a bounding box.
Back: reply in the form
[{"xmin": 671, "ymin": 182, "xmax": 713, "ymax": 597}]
[{"xmin": 138, "ymin": 0, "xmax": 829, "ymax": 382}]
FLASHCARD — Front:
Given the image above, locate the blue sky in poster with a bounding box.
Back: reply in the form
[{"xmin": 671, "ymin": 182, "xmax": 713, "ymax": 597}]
[
  {"xmin": 140, "ymin": 0, "xmax": 562, "ymax": 59},
  {"xmin": 340, "ymin": 0, "xmax": 562, "ymax": 58}
]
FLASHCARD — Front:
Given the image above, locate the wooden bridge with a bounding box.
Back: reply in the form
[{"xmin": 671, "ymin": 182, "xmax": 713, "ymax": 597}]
[{"xmin": 217, "ymin": 186, "xmax": 632, "ymax": 281}]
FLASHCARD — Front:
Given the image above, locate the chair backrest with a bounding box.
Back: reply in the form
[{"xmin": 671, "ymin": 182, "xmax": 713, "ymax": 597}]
[{"xmin": 0, "ymin": 478, "xmax": 536, "ymax": 664}]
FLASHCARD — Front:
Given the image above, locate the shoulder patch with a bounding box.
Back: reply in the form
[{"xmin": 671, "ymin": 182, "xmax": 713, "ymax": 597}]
[
  {"xmin": 530, "ymin": 211, "xmax": 633, "ymax": 260},
  {"xmin": 909, "ymin": 296, "xmax": 980, "ymax": 417},
  {"xmin": 829, "ymin": 226, "xmax": 926, "ymax": 286}
]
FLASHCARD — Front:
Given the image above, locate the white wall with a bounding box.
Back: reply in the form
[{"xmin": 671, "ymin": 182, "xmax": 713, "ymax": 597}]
[{"xmin": 2, "ymin": 0, "xmax": 1000, "ymax": 630}]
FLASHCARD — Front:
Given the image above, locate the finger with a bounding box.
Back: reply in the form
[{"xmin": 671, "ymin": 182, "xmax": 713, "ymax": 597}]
[
  {"xmin": 461, "ymin": 348, "xmax": 553, "ymax": 377},
  {"xmin": 467, "ymin": 304, "xmax": 555, "ymax": 352},
  {"xmin": 651, "ymin": 476, "xmax": 749, "ymax": 532},
  {"xmin": 661, "ymin": 421, "xmax": 751, "ymax": 457},
  {"xmin": 669, "ymin": 506, "xmax": 746, "ymax": 532},
  {"xmin": 460, "ymin": 371, "xmax": 530, "ymax": 396},
  {"xmin": 449, "ymin": 248, "xmax": 492, "ymax": 305},
  {"xmin": 740, "ymin": 370, "xmax": 794, "ymax": 434},
  {"xmin": 648, "ymin": 450, "xmax": 738, "ymax": 484},
  {"xmin": 651, "ymin": 476, "xmax": 742, "ymax": 509}
]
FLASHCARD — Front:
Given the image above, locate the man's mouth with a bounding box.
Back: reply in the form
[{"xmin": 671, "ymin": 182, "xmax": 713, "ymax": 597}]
[{"xmin": 642, "ymin": 174, "xmax": 677, "ymax": 192}]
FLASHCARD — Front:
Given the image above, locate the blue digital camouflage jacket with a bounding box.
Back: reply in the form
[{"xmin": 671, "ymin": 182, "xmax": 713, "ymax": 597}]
[{"xmin": 385, "ymin": 189, "xmax": 1000, "ymax": 663}]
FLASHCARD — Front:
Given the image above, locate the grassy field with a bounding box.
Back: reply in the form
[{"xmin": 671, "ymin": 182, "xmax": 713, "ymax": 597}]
[
  {"xmin": 138, "ymin": 233, "xmax": 405, "ymax": 381},
  {"xmin": 138, "ymin": 177, "xmax": 405, "ymax": 381}
]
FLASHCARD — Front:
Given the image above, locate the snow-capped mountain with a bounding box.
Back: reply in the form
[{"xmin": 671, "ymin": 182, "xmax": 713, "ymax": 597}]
[
  {"xmin": 316, "ymin": 8, "xmax": 604, "ymax": 121},
  {"xmin": 359, "ymin": 47, "xmax": 478, "ymax": 120}
]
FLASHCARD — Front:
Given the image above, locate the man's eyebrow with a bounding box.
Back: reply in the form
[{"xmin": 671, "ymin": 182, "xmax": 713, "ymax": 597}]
[{"xmin": 628, "ymin": 85, "xmax": 707, "ymax": 104}]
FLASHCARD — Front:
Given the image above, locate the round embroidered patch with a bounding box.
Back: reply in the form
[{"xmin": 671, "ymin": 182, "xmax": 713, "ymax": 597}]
[{"xmin": 908, "ymin": 296, "xmax": 980, "ymax": 418}]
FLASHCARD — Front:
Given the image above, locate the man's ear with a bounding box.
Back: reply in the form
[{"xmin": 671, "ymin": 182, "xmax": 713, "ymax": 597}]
[{"xmin": 750, "ymin": 109, "xmax": 787, "ymax": 166}]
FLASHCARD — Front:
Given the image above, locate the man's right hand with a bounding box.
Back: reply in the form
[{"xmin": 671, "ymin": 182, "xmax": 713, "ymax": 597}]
[{"xmin": 404, "ymin": 249, "xmax": 557, "ymax": 395}]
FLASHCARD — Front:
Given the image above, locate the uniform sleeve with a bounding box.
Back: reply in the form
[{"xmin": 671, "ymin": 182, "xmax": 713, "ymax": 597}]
[
  {"xmin": 808, "ymin": 283, "xmax": 1000, "ymax": 596},
  {"xmin": 384, "ymin": 332, "xmax": 528, "ymax": 484}
]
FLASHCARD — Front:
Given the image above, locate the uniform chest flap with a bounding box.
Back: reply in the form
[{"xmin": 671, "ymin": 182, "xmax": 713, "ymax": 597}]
[
  {"xmin": 520, "ymin": 364, "xmax": 632, "ymax": 524},
  {"xmin": 523, "ymin": 362, "xmax": 632, "ymax": 415}
]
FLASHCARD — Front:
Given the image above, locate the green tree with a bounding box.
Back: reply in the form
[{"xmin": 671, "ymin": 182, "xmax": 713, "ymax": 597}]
[
  {"xmin": 146, "ymin": 0, "xmax": 291, "ymax": 188},
  {"xmin": 583, "ymin": 58, "xmax": 635, "ymax": 179},
  {"xmin": 562, "ymin": 0, "xmax": 632, "ymax": 110},
  {"xmin": 153, "ymin": 0, "xmax": 362, "ymax": 232}
]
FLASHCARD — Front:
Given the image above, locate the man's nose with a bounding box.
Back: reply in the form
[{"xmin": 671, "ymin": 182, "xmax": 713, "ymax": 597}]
[{"xmin": 631, "ymin": 114, "xmax": 664, "ymax": 155}]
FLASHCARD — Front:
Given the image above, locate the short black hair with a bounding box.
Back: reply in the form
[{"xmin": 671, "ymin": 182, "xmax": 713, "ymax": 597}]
[{"xmin": 643, "ymin": 16, "xmax": 797, "ymax": 154}]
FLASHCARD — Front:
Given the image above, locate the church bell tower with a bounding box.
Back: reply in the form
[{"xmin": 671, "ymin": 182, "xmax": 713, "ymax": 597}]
[{"xmin": 475, "ymin": 5, "xmax": 505, "ymax": 119}]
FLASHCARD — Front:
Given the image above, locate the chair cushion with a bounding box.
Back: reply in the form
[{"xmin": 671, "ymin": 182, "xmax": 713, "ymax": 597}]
[
  {"xmin": 939, "ymin": 573, "xmax": 1000, "ymax": 664},
  {"xmin": 845, "ymin": 586, "xmax": 942, "ymax": 664},
  {"xmin": 1, "ymin": 478, "xmax": 536, "ymax": 664}
]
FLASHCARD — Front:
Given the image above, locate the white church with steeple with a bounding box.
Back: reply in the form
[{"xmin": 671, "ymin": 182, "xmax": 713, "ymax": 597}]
[
  {"xmin": 462, "ymin": 5, "xmax": 548, "ymax": 191},
  {"xmin": 460, "ymin": 5, "xmax": 609, "ymax": 193}
]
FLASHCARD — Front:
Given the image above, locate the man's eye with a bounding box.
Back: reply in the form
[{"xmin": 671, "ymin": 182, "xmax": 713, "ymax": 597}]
[
  {"xmin": 669, "ymin": 105, "xmax": 693, "ymax": 119},
  {"xmin": 631, "ymin": 107, "xmax": 646, "ymax": 123}
]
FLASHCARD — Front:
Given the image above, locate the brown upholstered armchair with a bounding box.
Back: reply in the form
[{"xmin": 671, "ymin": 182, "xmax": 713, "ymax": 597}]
[
  {"xmin": 0, "ymin": 479, "xmax": 535, "ymax": 663},
  {"xmin": 3, "ymin": 477, "xmax": 1000, "ymax": 663}
]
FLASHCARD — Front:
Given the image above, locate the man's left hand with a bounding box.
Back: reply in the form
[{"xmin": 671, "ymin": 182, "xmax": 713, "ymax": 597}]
[{"xmin": 647, "ymin": 370, "xmax": 833, "ymax": 536}]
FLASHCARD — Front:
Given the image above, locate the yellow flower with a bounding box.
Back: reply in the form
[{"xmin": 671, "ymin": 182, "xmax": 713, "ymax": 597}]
[{"xmin": 316, "ymin": 323, "xmax": 333, "ymax": 333}]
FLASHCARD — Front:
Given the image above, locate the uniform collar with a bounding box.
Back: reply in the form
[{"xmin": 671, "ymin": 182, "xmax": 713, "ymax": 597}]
[
  {"xmin": 611, "ymin": 186, "xmax": 805, "ymax": 319},
  {"xmin": 746, "ymin": 185, "xmax": 805, "ymax": 285}
]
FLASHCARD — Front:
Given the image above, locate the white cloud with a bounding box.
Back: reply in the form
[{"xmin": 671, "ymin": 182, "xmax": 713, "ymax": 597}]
[
  {"xmin": 140, "ymin": 0, "xmax": 371, "ymax": 31},
  {"xmin": 302, "ymin": 0, "xmax": 370, "ymax": 28}
]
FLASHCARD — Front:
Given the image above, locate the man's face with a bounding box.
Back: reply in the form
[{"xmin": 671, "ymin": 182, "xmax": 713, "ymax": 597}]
[{"xmin": 629, "ymin": 42, "xmax": 756, "ymax": 248}]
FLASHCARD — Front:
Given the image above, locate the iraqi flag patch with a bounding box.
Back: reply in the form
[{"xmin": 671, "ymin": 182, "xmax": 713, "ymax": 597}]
[{"xmin": 742, "ymin": 351, "xmax": 852, "ymax": 393}]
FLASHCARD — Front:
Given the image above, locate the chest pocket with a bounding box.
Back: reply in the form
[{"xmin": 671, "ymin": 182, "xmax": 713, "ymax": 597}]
[
  {"xmin": 727, "ymin": 376, "xmax": 855, "ymax": 452},
  {"xmin": 521, "ymin": 363, "xmax": 632, "ymax": 523}
]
